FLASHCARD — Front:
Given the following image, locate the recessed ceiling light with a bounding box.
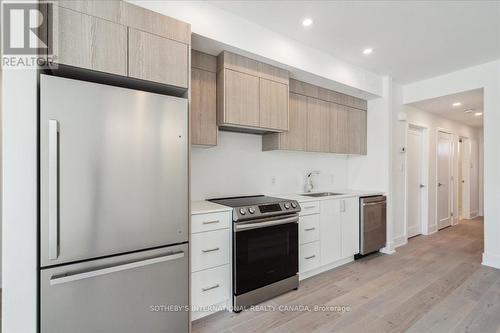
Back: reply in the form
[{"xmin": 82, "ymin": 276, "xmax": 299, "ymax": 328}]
[
  {"xmin": 474, "ymin": 112, "xmax": 483, "ymax": 117},
  {"xmin": 452, "ymin": 102, "xmax": 462, "ymax": 107},
  {"xmin": 302, "ymin": 18, "xmax": 313, "ymax": 27},
  {"xmin": 464, "ymin": 109, "xmax": 473, "ymax": 113},
  {"xmin": 362, "ymin": 48, "xmax": 373, "ymax": 55}
]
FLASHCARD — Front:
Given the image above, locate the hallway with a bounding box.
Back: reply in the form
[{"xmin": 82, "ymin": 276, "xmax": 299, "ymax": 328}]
[{"xmin": 193, "ymin": 218, "xmax": 500, "ymax": 333}]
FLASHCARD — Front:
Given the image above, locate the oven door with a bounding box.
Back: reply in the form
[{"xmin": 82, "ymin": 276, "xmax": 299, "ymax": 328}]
[{"xmin": 234, "ymin": 214, "xmax": 298, "ymax": 296}]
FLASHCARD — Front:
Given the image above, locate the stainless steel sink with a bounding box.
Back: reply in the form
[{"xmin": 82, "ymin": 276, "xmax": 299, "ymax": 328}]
[{"xmin": 300, "ymin": 192, "xmax": 345, "ymax": 197}]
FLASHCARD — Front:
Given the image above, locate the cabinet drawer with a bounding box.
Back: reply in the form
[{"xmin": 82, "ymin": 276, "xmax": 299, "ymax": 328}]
[
  {"xmin": 299, "ymin": 241, "xmax": 321, "ymax": 273},
  {"xmin": 191, "ymin": 229, "xmax": 230, "ymax": 272},
  {"xmin": 299, "ymin": 201, "xmax": 320, "ymax": 216},
  {"xmin": 192, "ymin": 211, "xmax": 231, "ymax": 233},
  {"xmin": 299, "ymin": 214, "xmax": 320, "ymax": 245},
  {"xmin": 191, "ymin": 264, "xmax": 230, "ymax": 310}
]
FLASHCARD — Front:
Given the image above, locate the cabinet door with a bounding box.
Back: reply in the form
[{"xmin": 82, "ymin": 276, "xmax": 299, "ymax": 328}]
[
  {"xmin": 348, "ymin": 107, "xmax": 367, "ymax": 155},
  {"xmin": 330, "ymin": 103, "xmax": 349, "ymax": 153},
  {"xmin": 224, "ymin": 69, "xmax": 260, "ymax": 127},
  {"xmin": 306, "ymin": 98, "xmax": 330, "ymax": 152},
  {"xmin": 128, "ymin": 28, "xmax": 188, "ymax": 88},
  {"xmin": 191, "ymin": 68, "xmax": 217, "ymax": 146},
  {"xmin": 259, "ymin": 79, "xmax": 288, "ymax": 131},
  {"xmin": 51, "ymin": 6, "xmax": 127, "ymax": 76},
  {"xmin": 280, "ymin": 93, "xmax": 307, "ymax": 151},
  {"xmin": 341, "ymin": 198, "xmax": 360, "ymax": 258},
  {"xmin": 319, "ymin": 200, "xmax": 342, "ymax": 265}
]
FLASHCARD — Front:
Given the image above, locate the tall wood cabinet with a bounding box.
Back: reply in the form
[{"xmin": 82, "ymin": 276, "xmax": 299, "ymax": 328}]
[
  {"xmin": 217, "ymin": 51, "xmax": 289, "ymax": 132},
  {"xmin": 191, "ymin": 50, "xmax": 217, "ymax": 147},
  {"xmin": 263, "ymin": 79, "xmax": 368, "ymax": 155},
  {"xmin": 50, "ymin": 1, "xmax": 190, "ymax": 89}
]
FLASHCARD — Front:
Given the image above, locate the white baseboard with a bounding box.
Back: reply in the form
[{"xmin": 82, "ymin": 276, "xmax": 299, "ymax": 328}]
[
  {"xmin": 299, "ymin": 256, "xmax": 354, "ymax": 281},
  {"xmin": 482, "ymin": 252, "xmax": 500, "ymax": 269},
  {"xmin": 380, "ymin": 240, "xmax": 396, "ymax": 254},
  {"xmin": 393, "ymin": 234, "xmax": 408, "ymax": 248},
  {"xmin": 425, "ymin": 224, "xmax": 438, "ymax": 235},
  {"xmin": 470, "ymin": 211, "xmax": 479, "ymax": 219}
]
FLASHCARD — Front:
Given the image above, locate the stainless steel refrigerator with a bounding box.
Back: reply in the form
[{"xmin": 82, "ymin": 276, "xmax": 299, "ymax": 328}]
[{"xmin": 39, "ymin": 75, "xmax": 189, "ymax": 332}]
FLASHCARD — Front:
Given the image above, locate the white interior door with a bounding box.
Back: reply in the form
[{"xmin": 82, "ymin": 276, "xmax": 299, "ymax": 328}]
[
  {"xmin": 460, "ymin": 137, "xmax": 471, "ymax": 219},
  {"xmin": 437, "ymin": 131, "xmax": 453, "ymax": 229},
  {"xmin": 407, "ymin": 127, "xmax": 423, "ymax": 238}
]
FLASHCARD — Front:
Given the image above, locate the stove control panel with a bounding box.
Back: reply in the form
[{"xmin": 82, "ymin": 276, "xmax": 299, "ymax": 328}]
[{"xmin": 233, "ymin": 200, "xmax": 301, "ymax": 222}]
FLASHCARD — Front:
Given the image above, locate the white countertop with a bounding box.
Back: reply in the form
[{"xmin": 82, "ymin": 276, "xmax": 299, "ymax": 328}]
[
  {"xmin": 274, "ymin": 190, "xmax": 385, "ymax": 203},
  {"xmin": 191, "ymin": 200, "xmax": 233, "ymax": 215},
  {"xmin": 191, "ymin": 190, "xmax": 385, "ymax": 214}
]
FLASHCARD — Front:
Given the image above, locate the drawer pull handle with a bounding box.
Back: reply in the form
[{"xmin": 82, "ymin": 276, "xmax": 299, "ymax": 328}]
[
  {"xmin": 304, "ymin": 206, "xmax": 316, "ymax": 209},
  {"xmin": 203, "ymin": 220, "xmax": 220, "ymax": 225},
  {"xmin": 202, "ymin": 247, "xmax": 220, "ymax": 253},
  {"xmin": 202, "ymin": 284, "xmax": 220, "ymax": 292},
  {"xmin": 304, "ymin": 227, "xmax": 316, "ymax": 231},
  {"xmin": 305, "ymin": 255, "xmax": 316, "ymax": 260}
]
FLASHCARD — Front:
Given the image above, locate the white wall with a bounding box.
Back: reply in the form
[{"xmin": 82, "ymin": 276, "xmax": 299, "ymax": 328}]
[
  {"xmin": 2, "ymin": 69, "xmax": 38, "ymax": 333},
  {"xmin": 192, "ymin": 131, "xmax": 350, "ymax": 200},
  {"xmin": 401, "ymin": 60, "xmax": 500, "ymax": 268}
]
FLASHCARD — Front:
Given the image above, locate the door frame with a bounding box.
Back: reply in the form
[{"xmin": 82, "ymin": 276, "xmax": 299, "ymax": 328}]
[
  {"xmin": 435, "ymin": 128, "xmax": 455, "ymax": 229},
  {"xmin": 404, "ymin": 123, "xmax": 430, "ymax": 240},
  {"xmin": 458, "ymin": 136, "xmax": 471, "ymax": 220}
]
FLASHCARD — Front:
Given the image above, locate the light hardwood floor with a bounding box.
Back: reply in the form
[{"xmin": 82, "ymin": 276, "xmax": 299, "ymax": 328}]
[{"xmin": 193, "ymin": 218, "xmax": 500, "ymax": 333}]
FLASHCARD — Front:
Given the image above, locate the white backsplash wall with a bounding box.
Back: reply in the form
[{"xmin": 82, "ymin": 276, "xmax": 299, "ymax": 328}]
[{"xmin": 191, "ymin": 131, "xmax": 349, "ymax": 200}]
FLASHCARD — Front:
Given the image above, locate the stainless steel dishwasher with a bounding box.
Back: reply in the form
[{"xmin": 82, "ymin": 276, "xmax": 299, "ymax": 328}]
[{"xmin": 359, "ymin": 195, "xmax": 387, "ymax": 256}]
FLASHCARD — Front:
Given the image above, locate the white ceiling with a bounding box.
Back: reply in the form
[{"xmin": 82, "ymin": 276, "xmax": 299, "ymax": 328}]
[
  {"xmin": 210, "ymin": 1, "xmax": 500, "ymax": 84},
  {"xmin": 409, "ymin": 89, "xmax": 484, "ymax": 127}
]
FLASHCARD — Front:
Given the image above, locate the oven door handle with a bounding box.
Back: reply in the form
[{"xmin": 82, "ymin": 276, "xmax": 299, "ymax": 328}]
[{"xmin": 235, "ymin": 215, "xmax": 298, "ymax": 232}]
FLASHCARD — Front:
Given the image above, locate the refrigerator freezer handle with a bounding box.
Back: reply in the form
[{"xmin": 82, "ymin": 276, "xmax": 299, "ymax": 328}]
[
  {"xmin": 50, "ymin": 251, "xmax": 185, "ymax": 286},
  {"xmin": 48, "ymin": 119, "xmax": 59, "ymax": 260}
]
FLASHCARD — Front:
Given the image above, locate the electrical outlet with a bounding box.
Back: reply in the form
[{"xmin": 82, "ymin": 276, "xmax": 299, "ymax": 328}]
[
  {"xmin": 330, "ymin": 174, "xmax": 335, "ymax": 184},
  {"xmin": 271, "ymin": 176, "xmax": 276, "ymax": 185}
]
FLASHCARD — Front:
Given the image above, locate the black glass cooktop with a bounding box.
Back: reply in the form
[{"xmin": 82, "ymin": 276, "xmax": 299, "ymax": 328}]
[{"xmin": 208, "ymin": 195, "xmax": 286, "ymax": 207}]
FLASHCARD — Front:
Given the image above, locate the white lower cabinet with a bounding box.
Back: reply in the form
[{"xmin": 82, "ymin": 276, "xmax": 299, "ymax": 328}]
[
  {"xmin": 298, "ymin": 197, "xmax": 360, "ymax": 277},
  {"xmin": 190, "ymin": 210, "xmax": 232, "ymax": 321},
  {"xmin": 319, "ymin": 199, "xmax": 342, "ymax": 265},
  {"xmin": 341, "ymin": 197, "xmax": 360, "ymax": 257},
  {"xmin": 191, "ymin": 264, "xmax": 231, "ymax": 321},
  {"xmin": 299, "ymin": 241, "xmax": 321, "ymax": 273},
  {"xmin": 299, "ymin": 214, "xmax": 320, "ymax": 245}
]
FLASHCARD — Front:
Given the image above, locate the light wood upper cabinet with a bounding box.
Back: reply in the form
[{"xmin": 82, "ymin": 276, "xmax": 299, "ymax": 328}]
[
  {"xmin": 330, "ymin": 103, "xmax": 349, "ymax": 154},
  {"xmin": 128, "ymin": 28, "xmax": 188, "ymax": 88},
  {"xmin": 191, "ymin": 68, "xmax": 217, "ymax": 146},
  {"xmin": 348, "ymin": 107, "xmax": 367, "ymax": 155},
  {"xmin": 307, "ymin": 98, "xmax": 330, "ymax": 153},
  {"xmin": 222, "ymin": 69, "xmax": 260, "ymax": 127},
  {"xmin": 263, "ymin": 93, "xmax": 307, "ymax": 151},
  {"xmin": 259, "ymin": 79, "xmax": 288, "ymax": 131},
  {"xmin": 51, "ymin": 6, "xmax": 127, "ymax": 76},
  {"xmin": 191, "ymin": 50, "xmax": 217, "ymax": 146},
  {"xmin": 217, "ymin": 51, "xmax": 289, "ymax": 132}
]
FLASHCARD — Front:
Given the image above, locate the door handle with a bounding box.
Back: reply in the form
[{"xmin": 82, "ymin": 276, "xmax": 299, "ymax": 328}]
[
  {"xmin": 419, "ymin": 184, "xmax": 425, "ymax": 188},
  {"xmin": 50, "ymin": 251, "xmax": 185, "ymax": 286},
  {"xmin": 438, "ymin": 183, "xmax": 443, "ymax": 187},
  {"xmin": 48, "ymin": 120, "xmax": 59, "ymax": 260},
  {"xmin": 304, "ymin": 227, "xmax": 316, "ymax": 231},
  {"xmin": 304, "ymin": 255, "xmax": 316, "ymax": 260}
]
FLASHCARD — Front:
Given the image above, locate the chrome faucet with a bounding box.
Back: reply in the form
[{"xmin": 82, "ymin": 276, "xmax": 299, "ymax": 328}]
[{"xmin": 305, "ymin": 171, "xmax": 320, "ymax": 193}]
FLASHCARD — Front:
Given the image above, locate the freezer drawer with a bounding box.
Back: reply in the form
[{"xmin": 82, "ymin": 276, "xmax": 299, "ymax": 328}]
[
  {"xmin": 41, "ymin": 244, "xmax": 188, "ymax": 333},
  {"xmin": 40, "ymin": 75, "xmax": 189, "ymax": 267}
]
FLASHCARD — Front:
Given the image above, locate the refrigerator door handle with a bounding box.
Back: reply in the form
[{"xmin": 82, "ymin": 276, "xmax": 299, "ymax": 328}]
[
  {"xmin": 50, "ymin": 251, "xmax": 185, "ymax": 286},
  {"xmin": 48, "ymin": 119, "xmax": 59, "ymax": 260}
]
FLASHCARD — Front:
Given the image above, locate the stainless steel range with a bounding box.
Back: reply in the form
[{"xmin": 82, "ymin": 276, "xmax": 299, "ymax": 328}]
[{"xmin": 209, "ymin": 195, "xmax": 300, "ymax": 311}]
